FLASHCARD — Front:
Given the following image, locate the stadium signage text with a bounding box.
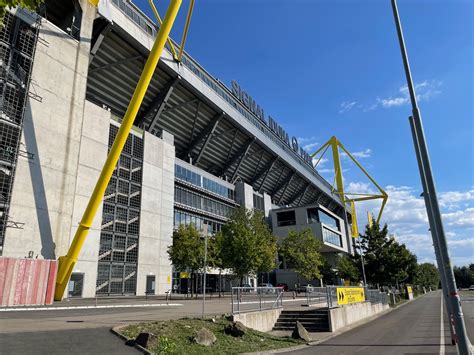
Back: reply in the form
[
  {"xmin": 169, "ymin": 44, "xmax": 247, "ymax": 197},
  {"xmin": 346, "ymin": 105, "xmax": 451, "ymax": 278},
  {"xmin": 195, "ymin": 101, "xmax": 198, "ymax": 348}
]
[{"xmin": 231, "ymin": 80, "xmax": 312, "ymax": 165}]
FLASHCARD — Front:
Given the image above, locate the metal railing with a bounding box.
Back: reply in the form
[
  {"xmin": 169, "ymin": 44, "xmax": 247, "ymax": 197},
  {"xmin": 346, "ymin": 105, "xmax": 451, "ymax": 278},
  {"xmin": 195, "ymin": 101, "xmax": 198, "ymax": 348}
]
[
  {"xmin": 231, "ymin": 287, "xmax": 283, "ymax": 314},
  {"xmin": 306, "ymin": 286, "xmax": 390, "ymax": 308},
  {"xmin": 365, "ymin": 289, "xmax": 389, "ymax": 305}
]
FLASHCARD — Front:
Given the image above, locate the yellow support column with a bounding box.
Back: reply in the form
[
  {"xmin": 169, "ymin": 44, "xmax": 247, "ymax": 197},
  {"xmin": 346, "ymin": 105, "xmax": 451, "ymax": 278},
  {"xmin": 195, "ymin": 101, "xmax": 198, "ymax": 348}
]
[
  {"xmin": 350, "ymin": 200, "xmax": 358, "ymax": 237},
  {"xmin": 54, "ymin": 0, "xmax": 182, "ymax": 301},
  {"xmin": 330, "ymin": 136, "xmax": 345, "ymax": 204}
]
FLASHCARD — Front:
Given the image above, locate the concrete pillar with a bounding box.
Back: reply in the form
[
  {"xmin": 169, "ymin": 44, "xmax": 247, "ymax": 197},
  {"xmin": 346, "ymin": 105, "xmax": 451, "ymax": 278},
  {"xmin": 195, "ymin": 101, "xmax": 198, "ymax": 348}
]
[
  {"xmin": 235, "ymin": 182, "xmax": 254, "ymax": 210},
  {"xmin": 136, "ymin": 130, "xmax": 175, "ymax": 295}
]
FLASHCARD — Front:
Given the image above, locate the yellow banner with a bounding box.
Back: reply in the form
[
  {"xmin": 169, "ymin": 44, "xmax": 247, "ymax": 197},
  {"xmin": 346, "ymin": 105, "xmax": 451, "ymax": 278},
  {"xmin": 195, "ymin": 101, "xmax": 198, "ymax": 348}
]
[{"xmin": 336, "ymin": 287, "xmax": 365, "ymax": 305}]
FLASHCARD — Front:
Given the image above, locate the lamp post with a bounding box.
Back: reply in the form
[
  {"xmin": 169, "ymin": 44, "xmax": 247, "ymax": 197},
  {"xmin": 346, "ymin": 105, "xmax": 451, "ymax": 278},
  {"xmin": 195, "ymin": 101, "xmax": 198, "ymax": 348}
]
[
  {"xmin": 391, "ymin": 1, "xmax": 471, "ymax": 353},
  {"xmin": 202, "ymin": 225, "xmax": 209, "ymax": 319}
]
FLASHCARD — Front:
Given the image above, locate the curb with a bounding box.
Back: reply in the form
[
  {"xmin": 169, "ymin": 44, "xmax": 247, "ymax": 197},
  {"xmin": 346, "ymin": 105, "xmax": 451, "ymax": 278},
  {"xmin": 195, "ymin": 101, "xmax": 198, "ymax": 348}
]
[
  {"xmin": 0, "ymin": 303, "xmax": 183, "ymax": 312},
  {"xmin": 111, "ymin": 325, "xmax": 151, "ymax": 355}
]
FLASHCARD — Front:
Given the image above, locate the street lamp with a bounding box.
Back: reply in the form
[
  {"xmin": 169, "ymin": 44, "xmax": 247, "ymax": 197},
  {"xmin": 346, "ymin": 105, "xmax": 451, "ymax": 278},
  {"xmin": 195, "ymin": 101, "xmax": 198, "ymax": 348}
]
[{"xmin": 390, "ymin": 1, "xmax": 471, "ymax": 353}]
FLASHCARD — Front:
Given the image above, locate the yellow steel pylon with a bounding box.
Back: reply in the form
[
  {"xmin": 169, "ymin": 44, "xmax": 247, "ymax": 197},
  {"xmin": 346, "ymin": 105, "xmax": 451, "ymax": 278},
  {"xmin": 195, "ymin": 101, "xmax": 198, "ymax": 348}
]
[
  {"xmin": 310, "ymin": 136, "xmax": 388, "ymax": 238},
  {"xmin": 54, "ymin": 0, "xmax": 183, "ymax": 301}
]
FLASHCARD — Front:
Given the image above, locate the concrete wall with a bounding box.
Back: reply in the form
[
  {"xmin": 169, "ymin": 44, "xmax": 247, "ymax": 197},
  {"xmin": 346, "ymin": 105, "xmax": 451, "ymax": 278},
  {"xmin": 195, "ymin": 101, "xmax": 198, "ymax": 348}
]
[
  {"xmin": 235, "ymin": 182, "xmax": 254, "ymax": 211},
  {"xmin": 70, "ymin": 102, "xmax": 110, "ymax": 298},
  {"xmin": 136, "ymin": 131, "xmax": 175, "ymax": 295},
  {"xmin": 233, "ymin": 308, "xmax": 283, "ymax": 333},
  {"xmin": 329, "ymin": 302, "xmax": 390, "ymax": 332},
  {"xmin": 3, "ymin": 1, "xmax": 96, "ymax": 260}
]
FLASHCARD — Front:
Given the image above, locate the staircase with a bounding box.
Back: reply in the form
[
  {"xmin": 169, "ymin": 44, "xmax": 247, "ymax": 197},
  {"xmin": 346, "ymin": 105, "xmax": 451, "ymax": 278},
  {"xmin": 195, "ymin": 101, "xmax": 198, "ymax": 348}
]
[{"xmin": 273, "ymin": 309, "xmax": 330, "ymax": 332}]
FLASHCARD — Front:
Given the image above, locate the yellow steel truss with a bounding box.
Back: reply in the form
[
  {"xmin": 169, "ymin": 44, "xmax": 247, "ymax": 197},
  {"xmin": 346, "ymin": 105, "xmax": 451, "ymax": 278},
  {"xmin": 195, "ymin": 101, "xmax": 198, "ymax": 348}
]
[
  {"xmin": 54, "ymin": 0, "xmax": 183, "ymax": 301},
  {"xmin": 310, "ymin": 136, "xmax": 388, "ymax": 237},
  {"xmin": 150, "ymin": 0, "xmax": 195, "ymax": 62}
]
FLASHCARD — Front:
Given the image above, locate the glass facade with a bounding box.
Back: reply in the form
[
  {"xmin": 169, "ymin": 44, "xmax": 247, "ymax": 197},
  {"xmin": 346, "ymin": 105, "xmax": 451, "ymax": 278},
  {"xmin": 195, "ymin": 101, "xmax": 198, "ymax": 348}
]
[
  {"xmin": 253, "ymin": 193, "xmax": 264, "ymax": 211},
  {"xmin": 173, "ymin": 210, "xmax": 223, "ymax": 236},
  {"xmin": 175, "ymin": 164, "xmax": 235, "ymax": 200},
  {"xmin": 322, "ymin": 227, "xmax": 342, "ymax": 247},
  {"xmin": 175, "ymin": 186, "xmax": 233, "ymax": 219},
  {"xmin": 318, "ymin": 209, "xmax": 340, "ymax": 231}
]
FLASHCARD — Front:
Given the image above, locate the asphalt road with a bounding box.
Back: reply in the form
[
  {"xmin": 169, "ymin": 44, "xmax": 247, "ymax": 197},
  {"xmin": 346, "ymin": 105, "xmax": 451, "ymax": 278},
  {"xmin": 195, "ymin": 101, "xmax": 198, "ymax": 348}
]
[{"xmin": 285, "ymin": 290, "xmax": 474, "ymax": 355}]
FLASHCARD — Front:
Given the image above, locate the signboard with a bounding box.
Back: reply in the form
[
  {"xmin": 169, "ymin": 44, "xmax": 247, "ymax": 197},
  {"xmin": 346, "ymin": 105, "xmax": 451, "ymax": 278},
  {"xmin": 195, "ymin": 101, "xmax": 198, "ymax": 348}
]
[
  {"xmin": 336, "ymin": 287, "xmax": 365, "ymax": 305},
  {"xmin": 406, "ymin": 285, "xmax": 414, "ymax": 300},
  {"xmin": 167, "ymin": 275, "xmax": 171, "ymax": 284},
  {"xmin": 179, "ymin": 272, "xmax": 190, "ymax": 279}
]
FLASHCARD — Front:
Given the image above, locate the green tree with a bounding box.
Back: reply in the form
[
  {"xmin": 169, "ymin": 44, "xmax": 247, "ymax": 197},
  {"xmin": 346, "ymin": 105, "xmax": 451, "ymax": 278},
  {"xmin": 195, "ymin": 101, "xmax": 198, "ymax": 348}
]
[
  {"xmin": 453, "ymin": 264, "xmax": 474, "ymax": 289},
  {"xmin": 337, "ymin": 254, "xmax": 360, "ymax": 284},
  {"xmin": 414, "ymin": 263, "xmax": 440, "ymax": 290},
  {"xmin": 320, "ymin": 258, "xmax": 337, "ymax": 286},
  {"xmin": 215, "ymin": 207, "xmax": 277, "ymax": 285},
  {"xmin": 279, "ymin": 229, "xmax": 324, "ymax": 282},
  {"xmin": 167, "ymin": 224, "xmax": 206, "ymax": 296},
  {"xmin": 1, "ymin": 0, "xmax": 43, "ymax": 23},
  {"xmin": 356, "ymin": 221, "xmax": 418, "ymax": 287}
]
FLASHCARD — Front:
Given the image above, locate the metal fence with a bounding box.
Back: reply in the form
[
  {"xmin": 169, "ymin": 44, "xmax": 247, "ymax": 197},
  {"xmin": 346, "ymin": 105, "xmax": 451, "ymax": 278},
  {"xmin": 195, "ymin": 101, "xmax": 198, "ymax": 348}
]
[
  {"xmin": 306, "ymin": 286, "xmax": 389, "ymax": 308},
  {"xmin": 231, "ymin": 287, "xmax": 283, "ymax": 314}
]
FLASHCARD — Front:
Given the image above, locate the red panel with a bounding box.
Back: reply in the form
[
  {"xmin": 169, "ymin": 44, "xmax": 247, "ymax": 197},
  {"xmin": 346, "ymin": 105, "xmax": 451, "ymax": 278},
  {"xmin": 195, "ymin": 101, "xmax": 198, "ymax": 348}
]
[
  {"xmin": 0, "ymin": 258, "xmax": 7, "ymax": 305},
  {"xmin": 44, "ymin": 261, "xmax": 57, "ymax": 305},
  {"xmin": 4, "ymin": 259, "xmax": 19, "ymax": 306},
  {"xmin": 20, "ymin": 259, "xmax": 33, "ymax": 305},
  {"xmin": 30, "ymin": 260, "xmax": 41, "ymax": 305},
  {"xmin": 38, "ymin": 260, "xmax": 48, "ymax": 305},
  {"xmin": 13, "ymin": 259, "xmax": 27, "ymax": 305}
]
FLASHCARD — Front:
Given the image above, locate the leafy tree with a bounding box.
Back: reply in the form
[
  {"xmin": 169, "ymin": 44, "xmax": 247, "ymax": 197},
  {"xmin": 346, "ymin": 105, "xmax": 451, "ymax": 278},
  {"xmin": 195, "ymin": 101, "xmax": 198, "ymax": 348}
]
[
  {"xmin": 337, "ymin": 254, "xmax": 360, "ymax": 284},
  {"xmin": 320, "ymin": 258, "xmax": 337, "ymax": 286},
  {"xmin": 1, "ymin": 0, "xmax": 43, "ymax": 23},
  {"xmin": 355, "ymin": 220, "xmax": 418, "ymax": 287},
  {"xmin": 215, "ymin": 207, "xmax": 277, "ymax": 285},
  {"xmin": 167, "ymin": 224, "xmax": 208, "ymax": 296},
  {"xmin": 279, "ymin": 229, "xmax": 324, "ymax": 282},
  {"xmin": 414, "ymin": 263, "xmax": 440, "ymax": 290},
  {"xmin": 453, "ymin": 264, "xmax": 474, "ymax": 289}
]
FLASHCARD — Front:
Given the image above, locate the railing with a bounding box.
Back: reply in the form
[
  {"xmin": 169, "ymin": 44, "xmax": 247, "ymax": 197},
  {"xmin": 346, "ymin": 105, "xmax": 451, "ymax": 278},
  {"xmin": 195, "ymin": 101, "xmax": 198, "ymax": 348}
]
[
  {"xmin": 306, "ymin": 286, "xmax": 389, "ymax": 308},
  {"xmin": 231, "ymin": 287, "xmax": 284, "ymax": 314},
  {"xmin": 365, "ymin": 289, "xmax": 389, "ymax": 305}
]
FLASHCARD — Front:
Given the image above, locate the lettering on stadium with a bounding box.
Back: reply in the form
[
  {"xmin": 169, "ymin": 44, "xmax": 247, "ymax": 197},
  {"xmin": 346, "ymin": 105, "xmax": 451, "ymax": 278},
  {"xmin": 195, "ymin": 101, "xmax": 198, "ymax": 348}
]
[{"xmin": 231, "ymin": 80, "xmax": 312, "ymax": 165}]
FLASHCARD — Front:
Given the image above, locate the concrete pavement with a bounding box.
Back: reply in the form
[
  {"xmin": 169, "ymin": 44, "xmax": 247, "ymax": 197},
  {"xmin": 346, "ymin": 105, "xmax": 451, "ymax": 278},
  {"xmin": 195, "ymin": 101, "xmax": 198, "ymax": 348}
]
[{"xmin": 283, "ymin": 290, "xmax": 473, "ymax": 354}]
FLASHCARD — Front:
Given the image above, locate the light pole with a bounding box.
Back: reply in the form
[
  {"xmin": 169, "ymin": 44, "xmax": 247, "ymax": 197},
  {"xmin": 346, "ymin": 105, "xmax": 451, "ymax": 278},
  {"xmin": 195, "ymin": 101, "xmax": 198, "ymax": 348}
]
[
  {"xmin": 202, "ymin": 225, "xmax": 209, "ymax": 320},
  {"xmin": 391, "ymin": 1, "xmax": 471, "ymax": 353}
]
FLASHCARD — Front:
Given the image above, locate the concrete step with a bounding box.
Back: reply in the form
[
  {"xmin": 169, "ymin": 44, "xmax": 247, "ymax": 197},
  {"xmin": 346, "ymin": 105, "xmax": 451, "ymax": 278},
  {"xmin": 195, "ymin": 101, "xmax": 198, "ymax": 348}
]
[
  {"xmin": 278, "ymin": 314, "xmax": 328, "ymax": 319},
  {"xmin": 272, "ymin": 325, "xmax": 330, "ymax": 332}
]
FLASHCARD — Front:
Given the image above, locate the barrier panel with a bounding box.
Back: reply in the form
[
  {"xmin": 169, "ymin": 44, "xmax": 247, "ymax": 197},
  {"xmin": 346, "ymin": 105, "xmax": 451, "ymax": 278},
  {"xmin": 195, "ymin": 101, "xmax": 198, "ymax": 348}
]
[
  {"xmin": 306, "ymin": 285, "xmax": 389, "ymax": 308},
  {"xmin": 0, "ymin": 257, "xmax": 58, "ymax": 306}
]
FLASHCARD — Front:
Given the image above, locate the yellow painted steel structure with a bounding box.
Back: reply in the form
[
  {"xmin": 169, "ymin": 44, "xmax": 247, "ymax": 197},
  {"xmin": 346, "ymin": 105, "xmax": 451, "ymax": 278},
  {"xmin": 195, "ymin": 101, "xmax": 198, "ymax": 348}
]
[
  {"xmin": 150, "ymin": 0, "xmax": 195, "ymax": 62},
  {"xmin": 54, "ymin": 0, "xmax": 183, "ymax": 301},
  {"xmin": 310, "ymin": 136, "xmax": 388, "ymax": 238}
]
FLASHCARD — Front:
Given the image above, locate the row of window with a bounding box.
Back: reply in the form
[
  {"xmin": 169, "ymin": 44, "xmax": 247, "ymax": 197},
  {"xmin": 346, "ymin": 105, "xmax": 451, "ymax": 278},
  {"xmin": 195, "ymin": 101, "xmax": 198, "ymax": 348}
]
[
  {"xmin": 175, "ymin": 164, "xmax": 235, "ymax": 200},
  {"xmin": 174, "ymin": 210, "xmax": 223, "ymax": 235},
  {"xmin": 276, "ymin": 208, "xmax": 340, "ymax": 232},
  {"xmin": 175, "ymin": 186, "xmax": 234, "ymax": 219},
  {"xmin": 322, "ymin": 227, "xmax": 342, "ymax": 247}
]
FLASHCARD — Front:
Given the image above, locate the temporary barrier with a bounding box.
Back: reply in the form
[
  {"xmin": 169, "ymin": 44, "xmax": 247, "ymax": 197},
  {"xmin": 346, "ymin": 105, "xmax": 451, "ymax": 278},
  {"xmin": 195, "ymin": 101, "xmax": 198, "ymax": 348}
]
[{"xmin": 0, "ymin": 257, "xmax": 57, "ymax": 306}]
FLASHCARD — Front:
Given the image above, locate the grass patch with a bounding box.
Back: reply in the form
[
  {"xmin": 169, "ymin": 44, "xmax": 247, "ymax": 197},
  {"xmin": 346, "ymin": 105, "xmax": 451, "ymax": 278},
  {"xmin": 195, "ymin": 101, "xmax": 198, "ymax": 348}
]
[{"xmin": 119, "ymin": 316, "xmax": 304, "ymax": 354}]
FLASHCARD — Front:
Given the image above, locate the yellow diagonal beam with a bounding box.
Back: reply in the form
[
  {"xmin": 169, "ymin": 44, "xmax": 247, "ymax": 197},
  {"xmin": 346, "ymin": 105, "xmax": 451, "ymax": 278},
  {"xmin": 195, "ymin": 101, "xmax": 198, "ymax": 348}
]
[{"xmin": 54, "ymin": 0, "xmax": 183, "ymax": 301}]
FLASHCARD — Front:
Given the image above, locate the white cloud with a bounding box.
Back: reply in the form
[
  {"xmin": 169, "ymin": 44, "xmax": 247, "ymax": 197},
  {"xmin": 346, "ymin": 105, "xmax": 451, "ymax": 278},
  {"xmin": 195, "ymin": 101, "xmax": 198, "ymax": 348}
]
[
  {"xmin": 341, "ymin": 148, "xmax": 372, "ymax": 159},
  {"xmin": 338, "ymin": 101, "xmax": 357, "ymax": 114},
  {"xmin": 350, "ymin": 184, "xmax": 473, "ymax": 266},
  {"xmin": 343, "ymin": 80, "xmax": 442, "ymax": 113}
]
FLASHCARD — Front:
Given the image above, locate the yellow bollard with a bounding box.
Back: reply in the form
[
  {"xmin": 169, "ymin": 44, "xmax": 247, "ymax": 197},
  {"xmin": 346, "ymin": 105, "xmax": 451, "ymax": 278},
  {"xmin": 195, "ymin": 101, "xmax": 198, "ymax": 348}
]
[{"xmin": 54, "ymin": 0, "xmax": 183, "ymax": 301}]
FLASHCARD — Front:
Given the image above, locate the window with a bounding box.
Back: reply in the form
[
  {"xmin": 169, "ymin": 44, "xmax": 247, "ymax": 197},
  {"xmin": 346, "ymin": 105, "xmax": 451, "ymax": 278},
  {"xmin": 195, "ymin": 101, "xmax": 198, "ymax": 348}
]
[
  {"xmin": 276, "ymin": 210, "xmax": 296, "ymax": 227},
  {"xmin": 253, "ymin": 194, "xmax": 264, "ymax": 211},
  {"xmin": 307, "ymin": 208, "xmax": 318, "ymax": 224},
  {"xmin": 322, "ymin": 227, "xmax": 342, "ymax": 247},
  {"xmin": 319, "ymin": 210, "xmax": 340, "ymax": 231}
]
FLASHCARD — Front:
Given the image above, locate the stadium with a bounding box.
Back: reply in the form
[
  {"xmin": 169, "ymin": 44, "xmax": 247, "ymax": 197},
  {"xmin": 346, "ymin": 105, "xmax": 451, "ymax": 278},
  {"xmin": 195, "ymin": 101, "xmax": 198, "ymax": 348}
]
[{"xmin": 0, "ymin": 0, "xmax": 354, "ymax": 298}]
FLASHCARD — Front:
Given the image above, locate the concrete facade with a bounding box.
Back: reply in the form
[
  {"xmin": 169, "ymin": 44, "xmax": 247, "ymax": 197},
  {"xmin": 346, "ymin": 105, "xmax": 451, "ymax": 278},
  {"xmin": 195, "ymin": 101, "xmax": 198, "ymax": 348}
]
[
  {"xmin": 329, "ymin": 301, "xmax": 390, "ymax": 332},
  {"xmin": 136, "ymin": 131, "xmax": 175, "ymax": 295}
]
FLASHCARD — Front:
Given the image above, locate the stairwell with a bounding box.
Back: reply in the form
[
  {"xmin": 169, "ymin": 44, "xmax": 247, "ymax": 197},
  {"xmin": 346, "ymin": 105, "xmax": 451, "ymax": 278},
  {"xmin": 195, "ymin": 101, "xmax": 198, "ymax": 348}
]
[{"xmin": 273, "ymin": 309, "xmax": 330, "ymax": 332}]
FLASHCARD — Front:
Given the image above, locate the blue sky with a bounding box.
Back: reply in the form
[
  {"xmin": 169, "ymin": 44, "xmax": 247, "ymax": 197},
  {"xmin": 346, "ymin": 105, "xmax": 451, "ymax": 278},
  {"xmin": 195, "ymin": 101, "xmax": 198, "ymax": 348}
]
[{"xmin": 136, "ymin": 0, "xmax": 473, "ymax": 266}]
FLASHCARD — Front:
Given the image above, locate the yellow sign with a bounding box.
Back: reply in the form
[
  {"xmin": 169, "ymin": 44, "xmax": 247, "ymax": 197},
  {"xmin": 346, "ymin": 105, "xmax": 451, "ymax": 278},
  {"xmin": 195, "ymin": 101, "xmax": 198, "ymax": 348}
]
[
  {"xmin": 336, "ymin": 287, "xmax": 365, "ymax": 305},
  {"xmin": 167, "ymin": 275, "xmax": 171, "ymax": 284},
  {"xmin": 407, "ymin": 286, "xmax": 413, "ymax": 294},
  {"xmin": 179, "ymin": 272, "xmax": 190, "ymax": 279}
]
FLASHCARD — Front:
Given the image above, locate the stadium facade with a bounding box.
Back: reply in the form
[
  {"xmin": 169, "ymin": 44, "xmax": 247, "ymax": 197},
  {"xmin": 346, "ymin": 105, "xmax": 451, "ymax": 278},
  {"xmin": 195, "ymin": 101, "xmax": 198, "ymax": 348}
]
[{"xmin": 0, "ymin": 0, "xmax": 354, "ymax": 298}]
